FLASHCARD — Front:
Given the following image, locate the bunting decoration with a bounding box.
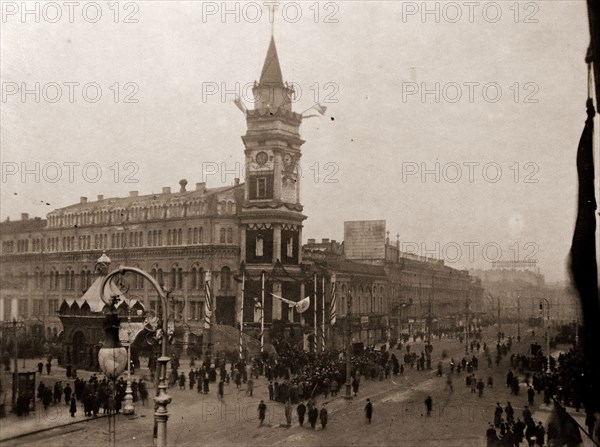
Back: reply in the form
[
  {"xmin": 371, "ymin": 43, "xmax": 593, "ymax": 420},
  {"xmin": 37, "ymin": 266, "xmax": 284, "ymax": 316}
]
[
  {"xmin": 330, "ymin": 274, "xmax": 337, "ymax": 326},
  {"xmin": 203, "ymin": 271, "xmax": 212, "ymax": 329}
]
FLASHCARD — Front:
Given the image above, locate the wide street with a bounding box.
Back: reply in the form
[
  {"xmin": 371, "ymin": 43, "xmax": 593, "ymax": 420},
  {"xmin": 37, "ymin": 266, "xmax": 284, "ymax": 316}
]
[{"xmin": 1, "ymin": 324, "xmax": 564, "ymax": 447}]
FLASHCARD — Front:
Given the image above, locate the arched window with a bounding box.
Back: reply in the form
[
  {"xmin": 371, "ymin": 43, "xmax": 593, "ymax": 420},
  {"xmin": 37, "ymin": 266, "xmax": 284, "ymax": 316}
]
[
  {"xmin": 220, "ymin": 228, "xmax": 226, "ymax": 244},
  {"xmin": 198, "ymin": 268, "xmax": 204, "ymax": 289},
  {"xmin": 220, "ymin": 266, "xmax": 231, "ymax": 291},
  {"xmin": 171, "ymin": 268, "xmax": 177, "ymax": 290},
  {"xmin": 190, "ymin": 267, "xmax": 197, "ymax": 289},
  {"xmin": 178, "ymin": 229, "xmax": 182, "ymax": 245},
  {"xmin": 226, "ymin": 228, "xmax": 233, "ymax": 244},
  {"xmin": 193, "ymin": 228, "xmax": 198, "ymax": 244},
  {"xmin": 167, "ymin": 230, "xmax": 172, "ymax": 245},
  {"xmin": 177, "ymin": 268, "xmax": 183, "ymax": 289}
]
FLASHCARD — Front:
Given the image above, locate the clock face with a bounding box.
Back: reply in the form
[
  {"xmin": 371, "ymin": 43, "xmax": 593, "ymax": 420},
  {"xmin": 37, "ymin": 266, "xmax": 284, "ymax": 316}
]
[{"xmin": 256, "ymin": 151, "xmax": 268, "ymax": 166}]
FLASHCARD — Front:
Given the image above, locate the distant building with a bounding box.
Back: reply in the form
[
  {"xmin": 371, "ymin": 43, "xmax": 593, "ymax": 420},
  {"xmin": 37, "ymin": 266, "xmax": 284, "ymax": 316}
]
[{"xmin": 303, "ymin": 220, "xmax": 484, "ymax": 348}]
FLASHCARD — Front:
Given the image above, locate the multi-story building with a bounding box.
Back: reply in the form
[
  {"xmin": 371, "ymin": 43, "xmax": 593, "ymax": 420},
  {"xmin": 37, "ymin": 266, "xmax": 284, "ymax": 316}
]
[{"xmin": 0, "ymin": 37, "xmax": 309, "ymax": 354}]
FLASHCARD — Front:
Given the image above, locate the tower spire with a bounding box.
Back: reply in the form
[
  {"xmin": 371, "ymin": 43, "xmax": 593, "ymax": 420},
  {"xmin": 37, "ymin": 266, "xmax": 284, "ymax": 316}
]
[{"xmin": 259, "ymin": 36, "xmax": 284, "ymax": 87}]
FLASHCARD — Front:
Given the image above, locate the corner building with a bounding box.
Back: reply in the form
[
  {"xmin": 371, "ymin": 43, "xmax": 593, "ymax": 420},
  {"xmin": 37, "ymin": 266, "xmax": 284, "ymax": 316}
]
[{"xmin": 0, "ymin": 37, "xmax": 307, "ymax": 350}]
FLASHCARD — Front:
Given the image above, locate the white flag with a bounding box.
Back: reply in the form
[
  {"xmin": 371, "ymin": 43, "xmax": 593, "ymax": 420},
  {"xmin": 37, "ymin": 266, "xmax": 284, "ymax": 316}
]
[{"xmin": 295, "ymin": 296, "xmax": 310, "ymax": 314}]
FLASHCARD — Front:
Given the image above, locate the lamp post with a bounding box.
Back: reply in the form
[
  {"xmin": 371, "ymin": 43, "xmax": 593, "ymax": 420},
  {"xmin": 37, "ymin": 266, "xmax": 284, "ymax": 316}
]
[
  {"xmin": 101, "ymin": 265, "xmax": 172, "ymax": 447},
  {"xmin": 540, "ymin": 298, "xmax": 551, "ymax": 374},
  {"xmin": 344, "ymin": 291, "xmax": 353, "ymax": 400},
  {"xmin": 7, "ymin": 318, "xmax": 25, "ymax": 412},
  {"xmin": 122, "ymin": 303, "xmax": 134, "ymax": 415}
]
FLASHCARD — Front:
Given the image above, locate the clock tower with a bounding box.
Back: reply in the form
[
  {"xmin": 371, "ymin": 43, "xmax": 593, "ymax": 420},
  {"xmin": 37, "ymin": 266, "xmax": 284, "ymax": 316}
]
[{"xmin": 239, "ymin": 36, "xmax": 307, "ymax": 328}]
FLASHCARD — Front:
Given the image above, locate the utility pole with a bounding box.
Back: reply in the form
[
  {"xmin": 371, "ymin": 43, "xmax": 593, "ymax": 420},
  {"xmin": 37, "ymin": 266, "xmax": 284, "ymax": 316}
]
[
  {"xmin": 345, "ymin": 291, "xmax": 353, "ymax": 399},
  {"xmin": 517, "ymin": 295, "xmax": 521, "ymax": 342},
  {"xmin": 465, "ymin": 295, "xmax": 470, "ymax": 354}
]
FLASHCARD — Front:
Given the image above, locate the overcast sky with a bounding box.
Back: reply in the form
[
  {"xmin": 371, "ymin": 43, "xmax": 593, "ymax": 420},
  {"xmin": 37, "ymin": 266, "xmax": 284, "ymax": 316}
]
[{"xmin": 0, "ymin": 1, "xmax": 592, "ymax": 282}]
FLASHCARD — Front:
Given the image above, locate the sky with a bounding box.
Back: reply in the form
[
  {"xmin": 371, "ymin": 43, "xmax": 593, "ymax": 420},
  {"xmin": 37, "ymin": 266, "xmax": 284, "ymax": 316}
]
[{"xmin": 0, "ymin": 1, "xmax": 593, "ymax": 282}]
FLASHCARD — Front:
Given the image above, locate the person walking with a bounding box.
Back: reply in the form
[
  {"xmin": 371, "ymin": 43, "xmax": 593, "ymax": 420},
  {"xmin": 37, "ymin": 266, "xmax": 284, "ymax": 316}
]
[
  {"xmin": 284, "ymin": 399, "xmax": 293, "ymax": 427},
  {"xmin": 319, "ymin": 404, "xmax": 328, "ymax": 429},
  {"xmin": 218, "ymin": 379, "xmax": 224, "ymax": 399},
  {"xmin": 247, "ymin": 377, "xmax": 254, "ymax": 397},
  {"xmin": 308, "ymin": 403, "xmax": 318, "ymax": 429},
  {"xmin": 494, "ymin": 403, "xmax": 503, "ymax": 427},
  {"xmin": 505, "ymin": 402, "xmax": 514, "ymax": 424},
  {"xmin": 297, "ymin": 401, "xmax": 306, "ymax": 427},
  {"xmin": 69, "ymin": 395, "xmax": 77, "ymax": 418},
  {"xmin": 258, "ymin": 400, "xmax": 267, "ymax": 426},
  {"xmin": 527, "ymin": 386, "xmax": 535, "ymax": 406},
  {"xmin": 365, "ymin": 398, "xmax": 373, "ymax": 423},
  {"xmin": 424, "ymin": 396, "xmax": 433, "ymax": 417}
]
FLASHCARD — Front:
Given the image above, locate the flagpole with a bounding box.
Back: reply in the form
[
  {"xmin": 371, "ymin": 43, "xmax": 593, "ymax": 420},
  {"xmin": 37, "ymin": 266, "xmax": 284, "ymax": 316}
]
[
  {"xmin": 240, "ymin": 270, "xmax": 245, "ymax": 360},
  {"xmin": 261, "ymin": 271, "xmax": 265, "ymax": 353},
  {"xmin": 313, "ymin": 272, "xmax": 317, "ymax": 354},
  {"xmin": 322, "ymin": 275, "xmax": 326, "ymax": 353}
]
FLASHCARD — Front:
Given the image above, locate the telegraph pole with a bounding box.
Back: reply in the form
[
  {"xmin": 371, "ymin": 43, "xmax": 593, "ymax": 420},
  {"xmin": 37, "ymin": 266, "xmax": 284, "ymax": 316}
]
[
  {"xmin": 465, "ymin": 295, "xmax": 470, "ymax": 354},
  {"xmin": 517, "ymin": 295, "xmax": 521, "ymax": 342},
  {"xmin": 345, "ymin": 291, "xmax": 353, "ymax": 399}
]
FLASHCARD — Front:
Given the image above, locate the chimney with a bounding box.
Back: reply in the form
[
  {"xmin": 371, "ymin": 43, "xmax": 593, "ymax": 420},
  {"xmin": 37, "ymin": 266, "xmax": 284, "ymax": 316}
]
[
  {"xmin": 234, "ymin": 178, "xmax": 240, "ymax": 186},
  {"xmin": 129, "ymin": 191, "xmax": 139, "ymax": 197},
  {"xmin": 196, "ymin": 182, "xmax": 206, "ymax": 193},
  {"xmin": 308, "ymin": 238, "xmax": 316, "ymax": 244},
  {"xmin": 162, "ymin": 187, "xmax": 171, "ymax": 194},
  {"xmin": 21, "ymin": 213, "xmax": 29, "ymax": 220},
  {"xmin": 322, "ymin": 238, "xmax": 330, "ymax": 244},
  {"xmin": 97, "ymin": 194, "xmax": 104, "ymax": 201},
  {"xmin": 80, "ymin": 197, "xmax": 87, "ymax": 204},
  {"xmin": 179, "ymin": 179, "xmax": 188, "ymax": 192}
]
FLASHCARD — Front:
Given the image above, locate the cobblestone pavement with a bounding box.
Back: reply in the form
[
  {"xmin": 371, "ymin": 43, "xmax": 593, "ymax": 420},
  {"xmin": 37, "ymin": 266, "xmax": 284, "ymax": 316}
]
[{"xmin": 2, "ymin": 326, "xmax": 573, "ymax": 447}]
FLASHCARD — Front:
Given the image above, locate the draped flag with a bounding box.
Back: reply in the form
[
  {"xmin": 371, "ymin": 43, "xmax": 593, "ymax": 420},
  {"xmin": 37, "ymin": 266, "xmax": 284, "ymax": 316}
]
[
  {"xmin": 546, "ymin": 402, "xmax": 583, "ymax": 446},
  {"xmin": 569, "ymin": 96, "xmax": 600, "ymax": 396},
  {"xmin": 295, "ymin": 296, "xmax": 310, "ymax": 313},
  {"xmin": 204, "ymin": 281, "xmax": 212, "ymax": 329},
  {"xmin": 204, "ymin": 272, "xmax": 213, "ymax": 329},
  {"xmin": 330, "ymin": 275, "xmax": 337, "ymax": 326},
  {"xmin": 272, "ymin": 293, "xmax": 311, "ymax": 313},
  {"xmin": 233, "ymin": 95, "xmax": 247, "ymax": 115}
]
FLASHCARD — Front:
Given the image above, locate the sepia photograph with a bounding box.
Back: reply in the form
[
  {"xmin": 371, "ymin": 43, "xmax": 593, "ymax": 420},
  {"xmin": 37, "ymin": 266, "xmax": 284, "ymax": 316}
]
[{"xmin": 0, "ymin": 1, "xmax": 599, "ymax": 446}]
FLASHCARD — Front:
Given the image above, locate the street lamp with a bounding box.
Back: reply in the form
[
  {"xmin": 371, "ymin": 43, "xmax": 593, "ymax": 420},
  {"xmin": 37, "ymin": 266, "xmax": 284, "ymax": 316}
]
[
  {"xmin": 122, "ymin": 302, "xmax": 136, "ymax": 415},
  {"xmin": 344, "ymin": 291, "xmax": 353, "ymax": 400},
  {"xmin": 101, "ymin": 265, "xmax": 172, "ymax": 447}
]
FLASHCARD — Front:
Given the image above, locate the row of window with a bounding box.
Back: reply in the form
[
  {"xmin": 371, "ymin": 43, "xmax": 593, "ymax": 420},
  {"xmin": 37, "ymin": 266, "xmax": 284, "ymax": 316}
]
[
  {"xmin": 46, "ymin": 200, "xmax": 237, "ymax": 228},
  {"xmin": 1, "ymin": 298, "xmax": 59, "ymax": 319},
  {"xmin": 13, "ymin": 265, "xmax": 234, "ymax": 292},
  {"xmin": 3, "ymin": 226, "xmax": 235, "ymax": 254}
]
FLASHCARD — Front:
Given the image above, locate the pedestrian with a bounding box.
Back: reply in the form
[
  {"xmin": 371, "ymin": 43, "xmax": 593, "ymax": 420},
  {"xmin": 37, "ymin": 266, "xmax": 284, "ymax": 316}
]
[
  {"xmin": 352, "ymin": 377, "xmax": 359, "ymax": 396},
  {"xmin": 37, "ymin": 362, "xmax": 43, "ymax": 374},
  {"xmin": 365, "ymin": 398, "xmax": 373, "ymax": 423},
  {"xmin": 69, "ymin": 395, "xmax": 77, "ymax": 417},
  {"xmin": 46, "ymin": 360, "xmax": 52, "ymax": 375},
  {"xmin": 319, "ymin": 404, "xmax": 328, "ymax": 429},
  {"xmin": 218, "ymin": 379, "xmax": 224, "ymax": 399},
  {"xmin": 505, "ymin": 401, "xmax": 514, "ymax": 424},
  {"xmin": 284, "ymin": 399, "xmax": 292, "ymax": 426},
  {"xmin": 527, "ymin": 386, "xmax": 535, "ymax": 406},
  {"xmin": 139, "ymin": 379, "xmax": 148, "ymax": 406},
  {"xmin": 179, "ymin": 372, "xmax": 186, "ymax": 390},
  {"xmin": 247, "ymin": 377, "xmax": 254, "ymax": 397},
  {"xmin": 64, "ymin": 383, "xmax": 72, "ymax": 405},
  {"xmin": 477, "ymin": 378, "xmax": 485, "ymax": 397},
  {"xmin": 535, "ymin": 421, "xmax": 545, "ymax": 446},
  {"xmin": 297, "ymin": 401, "xmax": 306, "ymax": 427},
  {"xmin": 308, "ymin": 403, "xmax": 318, "ymax": 429},
  {"xmin": 494, "ymin": 403, "xmax": 503, "ymax": 428},
  {"xmin": 258, "ymin": 400, "xmax": 266, "ymax": 426},
  {"xmin": 486, "ymin": 423, "xmax": 498, "ymax": 447},
  {"xmin": 424, "ymin": 396, "xmax": 432, "ymax": 417},
  {"xmin": 268, "ymin": 381, "xmax": 274, "ymax": 400}
]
